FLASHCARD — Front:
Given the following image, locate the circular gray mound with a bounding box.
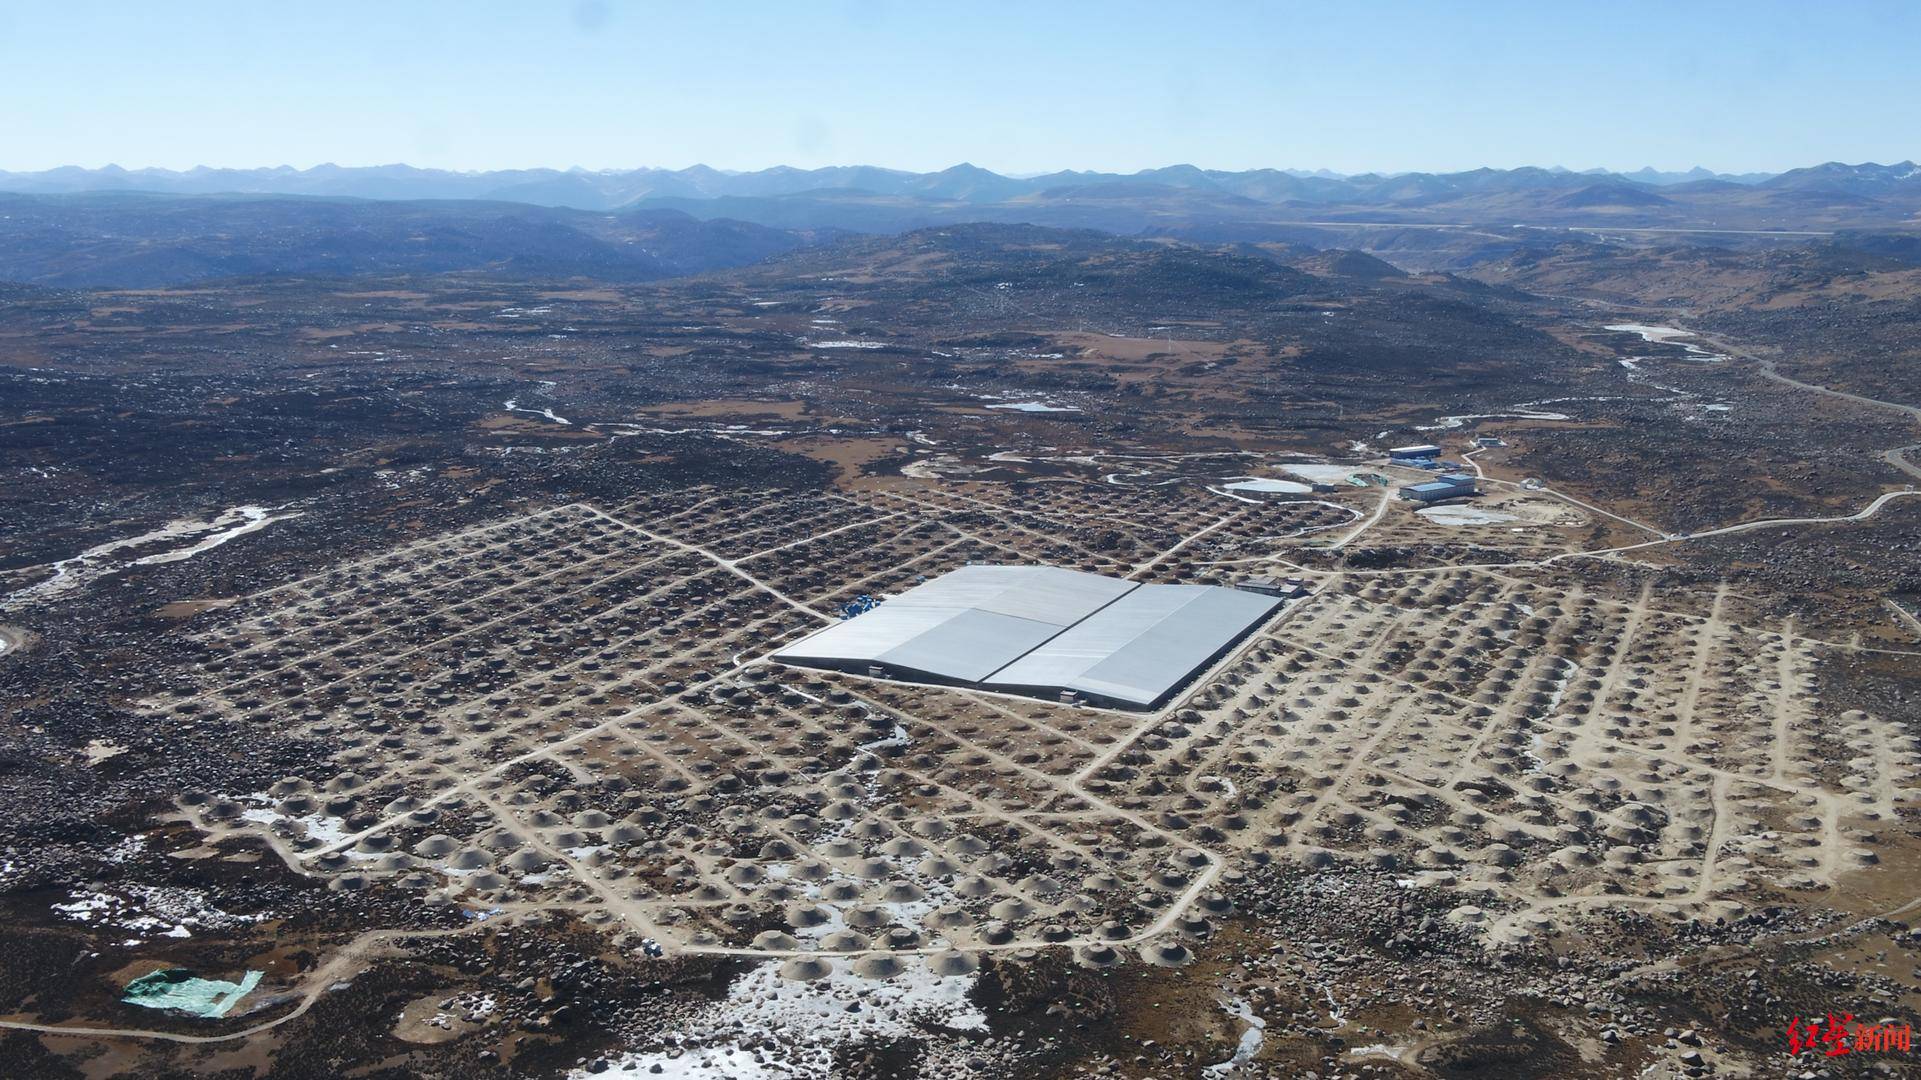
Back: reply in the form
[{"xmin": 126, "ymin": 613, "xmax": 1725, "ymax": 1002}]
[
  {"xmin": 1077, "ymin": 942, "xmax": 1122, "ymax": 968},
  {"xmin": 447, "ymin": 847, "xmax": 492, "ymax": 870},
  {"xmin": 851, "ymin": 954, "xmax": 904, "ymax": 979},
  {"xmin": 412, "ymin": 834, "xmax": 458, "ymax": 857},
  {"xmin": 845, "ymin": 904, "xmax": 891, "ymax": 929},
  {"xmin": 502, "ymin": 849, "xmax": 547, "ymax": 873},
  {"xmin": 925, "ymin": 905, "xmax": 970, "ymax": 929},
  {"xmin": 779, "ymin": 956, "xmax": 832, "ymax": 981},
  {"xmin": 916, "ymin": 856, "xmax": 958, "ymax": 878},
  {"xmin": 786, "ymin": 904, "xmax": 832, "ymax": 928},
  {"xmin": 988, "ymin": 897, "xmax": 1033, "ymax": 921},
  {"xmin": 954, "ymin": 876, "xmax": 994, "ymax": 898},
  {"xmin": 925, "ymin": 950, "xmax": 980, "ymax": 976},
  {"xmin": 818, "ymin": 930, "xmax": 871, "ymax": 953},
  {"xmin": 752, "ymin": 930, "xmax": 801, "ymax": 951},
  {"xmin": 1141, "ymin": 940, "xmax": 1192, "ymax": 966}
]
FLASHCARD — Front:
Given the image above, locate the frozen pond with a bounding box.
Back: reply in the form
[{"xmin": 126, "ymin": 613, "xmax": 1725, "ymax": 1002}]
[
  {"xmin": 1279, "ymin": 463, "xmax": 1367, "ymax": 486},
  {"xmin": 986, "ymin": 402, "xmax": 1079, "ymax": 413},
  {"xmin": 502, "ymin": 398, "xmax": 571, "ymax": 425},
  {"xmin": 1203, "ymin": 996, "xmax": 1267, "ymax": 1077},
  {"xmin": 1603, "ymin": 323, "xmax": 1727, "ymax": 361},
  {"xmin": 1417, "ymin": 409, "xmax": 1570, "ymax": 431},
  {"xmin": 806, "ymin": 340, "xmax": 887, "ymax": 350},
  {"xmin": 1417, "ymin": 505, "xmax": 1521, "ymax": 526},
  {"xmin": 1604, "ymin": 323, "xmax": 1694, "ymax": 343},
  {"xmin": 1223, "ymin": 477, "xmax": 1312, "ymax": 494},
  {"xmin": 131, "ymin": 507, "xmax": 284, "ymax": 565}
]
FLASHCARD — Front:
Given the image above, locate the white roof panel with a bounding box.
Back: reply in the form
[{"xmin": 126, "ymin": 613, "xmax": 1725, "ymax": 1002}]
[
  {"xmin": 985, "ymin": 584, "xmax": 1279, "ymax": 706},
  {"xmin": 770, "ymin": 564, "xmax": 1131, "ymax": 680},
  {"xmin": 774, "ymin": 604, "xmax": 956, "ymax": 663},
  {"xmin": 879, "ymin": 609, "xmax": 1061, "ymax": 682}
]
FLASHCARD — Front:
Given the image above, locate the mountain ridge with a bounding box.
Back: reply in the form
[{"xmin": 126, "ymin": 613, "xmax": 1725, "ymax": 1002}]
[{"xmin": 0, "ymin": 161, "xmax": 1833, "ymax": 211}]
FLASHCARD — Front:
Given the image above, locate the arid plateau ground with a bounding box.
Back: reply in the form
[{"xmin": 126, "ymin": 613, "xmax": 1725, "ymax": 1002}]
[{"xmin": 2, "ymin": 221, "xmax": 1920, "ymax": 1078}]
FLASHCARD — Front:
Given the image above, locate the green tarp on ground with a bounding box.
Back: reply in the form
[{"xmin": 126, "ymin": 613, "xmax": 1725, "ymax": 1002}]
[{"xmin": 121, "ymin": 968, "xmax": 263, "ymax": 1018}]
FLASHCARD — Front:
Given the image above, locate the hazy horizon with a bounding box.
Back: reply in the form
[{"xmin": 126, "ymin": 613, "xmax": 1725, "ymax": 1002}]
[
  {"xmin": 2, "ymin": 1, "xmax": 1915, "ymax": 176},
  {"xmin": 0, "ymin": 160, "xmax": 1824, "ymax": 178}
]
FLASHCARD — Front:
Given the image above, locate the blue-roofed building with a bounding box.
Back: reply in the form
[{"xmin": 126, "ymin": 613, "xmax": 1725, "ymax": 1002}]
[{"xmin": 1399, "ymin": 481, "xmax": 1457, "ymax": 502}]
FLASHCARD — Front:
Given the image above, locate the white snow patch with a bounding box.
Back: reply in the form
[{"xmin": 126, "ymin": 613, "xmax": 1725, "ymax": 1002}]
[
  {"xmin": 502, "ymin": 399, "xmax": 572, "ymax": 425},
  {"xmin": 6, "ymin": 505, "xmax": 297, "ymax": 608},
  {"xmin": 133, "ymin": 507, "xmax": 294, "ymax": 566},
  {"xmin": 1222, "ymin": 477, "xmax": 1312, "ymax": 494},
  {"xmin": 1604, "ymin": 323, "xmax": 1693, "ymax": 343},
  {"xmin": 1603, "ymin": 324, "xmax": 1727, "ymax": 361},
  {"xmin": 1203, "ymin": 996, "xmax": 1267, "ymax": 1077},
  {"xmin": 1416, "ymin": 410, "xmax": 1569, "ymax": 432},
  {"xmin": 52, "ymin": 884, "xmax": 261, "ymax": 938},
  {"xmin": 240, "ymin": 805, "xmax": 351, "ymax": 846},
  {"xmin": 986, "ymin": 402, "xmax": 1078, "ymax": 413},
  {"xmin": 1416, "ymin": 505, "xmax": 1521, "ymax": 526},
  {"xmin": 1278, "ymin": 463, "xmax": 1366, "ymax": 486},
  {"xmin": 582, "ymin": 960, "xmax": 983, "ymax": 1079}
]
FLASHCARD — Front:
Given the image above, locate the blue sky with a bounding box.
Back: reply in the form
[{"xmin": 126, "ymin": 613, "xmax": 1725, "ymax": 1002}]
[{"xmin": 1, "ymin": 1, "xmax": 1915, "ymax": 174}]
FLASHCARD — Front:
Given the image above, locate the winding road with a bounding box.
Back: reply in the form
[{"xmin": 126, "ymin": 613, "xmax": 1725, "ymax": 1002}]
[{"xmin": 1693, "ymin": 329, "xmax": 1921, "ymax": 483}]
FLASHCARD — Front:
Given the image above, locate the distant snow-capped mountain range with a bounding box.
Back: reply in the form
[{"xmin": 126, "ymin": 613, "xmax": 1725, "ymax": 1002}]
[{"xmin": 8, "ymin": 160, "xmax": 1904, "ymax": 212}]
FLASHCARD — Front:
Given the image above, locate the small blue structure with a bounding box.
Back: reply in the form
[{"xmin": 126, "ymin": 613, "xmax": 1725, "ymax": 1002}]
[{"xmin": 840, "ymin": 595, "xmax": 881, "ymax": 619}]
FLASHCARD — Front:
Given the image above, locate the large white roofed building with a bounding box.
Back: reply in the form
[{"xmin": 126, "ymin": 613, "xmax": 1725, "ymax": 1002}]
[{"xmin": 771, "ymin": 564, "xmax": 1280, "ymax": 708}]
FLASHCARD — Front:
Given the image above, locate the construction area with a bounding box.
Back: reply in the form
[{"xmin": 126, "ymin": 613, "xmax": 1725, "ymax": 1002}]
[{"xmin": 155, "ymin": 479, "xmax": 1919, "ymax": 980}]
